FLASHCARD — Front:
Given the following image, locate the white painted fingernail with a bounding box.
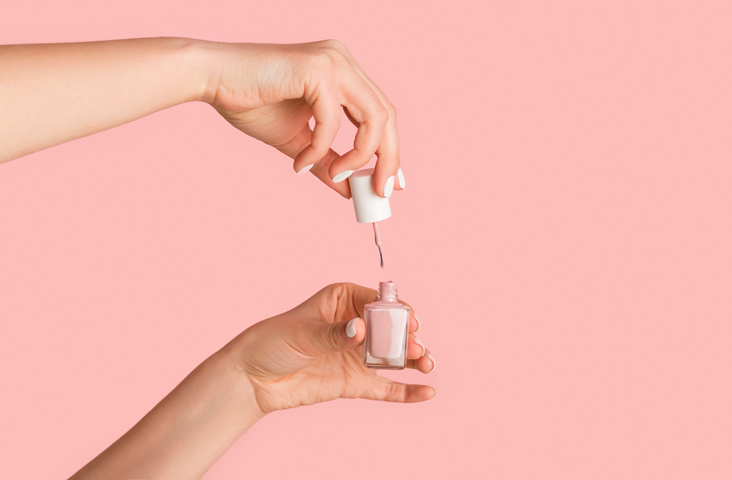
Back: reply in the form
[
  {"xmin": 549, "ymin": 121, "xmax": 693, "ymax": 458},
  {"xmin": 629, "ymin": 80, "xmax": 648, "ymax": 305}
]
[
  {"xmin": 297, "ymin": 164, "xmax": 314, "ymax": 175},
  {"xmin": 346, "ymin": 317, "xmax": 359, "ymax": 338},
  {"xmin": 332, "ymin": 170, "xmax": 354, "ymax": 183},
  {"xmin": 414, "ymin": 314, "xmax": 421, "ymax": 333},
  {"xmin": 397, "ymin": 168, "xmax": 405, "ymax": 189},
  {"xmin": 384, "ymin": 175, "xmax": 395, "ymax": 198},
  {"xmin": 414, "ymin": 336, "xmax": 426, "ymax": 357},
  {"xmin": 427, "ymin": 354, "xmax": 436, "ymax": 373}
]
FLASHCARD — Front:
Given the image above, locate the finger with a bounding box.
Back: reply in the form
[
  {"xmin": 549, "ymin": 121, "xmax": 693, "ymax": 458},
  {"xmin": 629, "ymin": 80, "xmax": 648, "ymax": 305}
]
[
  {"xmin": 409, "ymin": 311, "xmax": 421, "ymax": 333},
  {"xmin": 371, "ymin": 107, "xmax": 399, "ymax": 198},
  {"xmin": 276, "ymin": 121, "xmax": 315, "ymax": 160},
  {"xmin": 396, "ymin": 167, "xmax": 406, "ymax": 191},
  {"xmin": 282, "ymin": 123, "xmax": 351, "ymax": 198},
  {"xmin": 407, "ymin": 348, "xmax": 436, "ymax": 374},
  {"xmin": 304, "ymin": 317, "xmax": 365, "ymax": 355},
  {"xmin": 392, "ymin": 299, "xmax": 419, "ymax": 333},
  {"xmin": 328, "ymin": 75, "xmax": 389, "ymax": 183},
  {"xmin": 293, "ymin": 85, "xmax": 341, "ymax": 173},
  {"xmin": 336, "ymin": 53, "xmax": 401, "ymax": 197},
  {"xmin": 364, "ymin": 376, "xmax": 436, "ymax": 403},
  {"xmin": 309, "ymin": 148, "xmax": 352, "ymax": 198},
  {"xmin": 407, "ymin": 334, "xmax": 426, "ymax": 360}
]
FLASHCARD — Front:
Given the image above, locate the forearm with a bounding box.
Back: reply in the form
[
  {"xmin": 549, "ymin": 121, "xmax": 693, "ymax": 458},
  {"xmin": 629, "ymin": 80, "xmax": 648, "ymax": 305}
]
[
  {"xmin": 0, "ymin": 37, "xmax": 213, "ymax": 163},
  {"xmin": 70, "ymin": 350, "xmax": 264, "ymax": 480}
]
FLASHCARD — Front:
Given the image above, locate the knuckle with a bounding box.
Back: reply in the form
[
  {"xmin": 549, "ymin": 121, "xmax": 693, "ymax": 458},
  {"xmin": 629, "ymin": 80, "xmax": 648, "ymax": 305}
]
[
  {"xmin": 309, "ymin": 143, "xmax": 327, "ymax": 156},
  {"xmin": 387, "ymin": 383, "xmax": 404, "ymax": 402},
  {"xmin": 327, "ymin": 282, "xmax": 352, "ymax": 312},
  {"xmin": 322, "ymin": 38, "xmax": 347, "ymax": 53},
  {"xmin": 330, "ymin": 282, "xmax": 351, "ymax": 299},
  {"xmin": 318, "ymin": 116, "xmax": 341, "ymax": 134},
  {"xmin": 375, "ymin": 104, "xmax": 390, "ymax": 123},
  {"xmin": 309, "ymin": 51, "xmax": 334, "ymax": 71},
  {"xmin": 386, "ymin": 103, "xmax": 397, "ymax": 119},
  {"xmin": 327, "ymin": 322, "xmax": 341, "ymax": 347}
]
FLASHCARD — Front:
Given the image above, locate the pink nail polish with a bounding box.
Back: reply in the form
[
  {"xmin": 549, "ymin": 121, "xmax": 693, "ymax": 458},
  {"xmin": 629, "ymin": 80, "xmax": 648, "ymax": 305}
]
[{"xmin": 363, "ymin": 281, "xmax": 410, "ymax": 370}]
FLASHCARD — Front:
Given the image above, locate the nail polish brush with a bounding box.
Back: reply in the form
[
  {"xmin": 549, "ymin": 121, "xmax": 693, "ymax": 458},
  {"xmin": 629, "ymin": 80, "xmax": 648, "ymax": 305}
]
[
  {"xmin": 373, "ymin": 222, "xmax": 384, "ymax": 268},
  {"xmin": 348, "ymin": 168, "xmax": 391, "ymax": 268}
]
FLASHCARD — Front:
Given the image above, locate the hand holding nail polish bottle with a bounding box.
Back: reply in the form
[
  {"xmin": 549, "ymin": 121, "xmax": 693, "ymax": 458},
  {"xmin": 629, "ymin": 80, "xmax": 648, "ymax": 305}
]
[{"xmin": 363, "ymin": 281, "xmax": 410, "ymax": 369}]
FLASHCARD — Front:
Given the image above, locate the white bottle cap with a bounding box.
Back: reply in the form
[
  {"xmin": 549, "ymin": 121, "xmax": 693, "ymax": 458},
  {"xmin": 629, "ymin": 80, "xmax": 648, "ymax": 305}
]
[{"xmin": 348, "ymin": 168, "xmax": 391, "ymax": 223}]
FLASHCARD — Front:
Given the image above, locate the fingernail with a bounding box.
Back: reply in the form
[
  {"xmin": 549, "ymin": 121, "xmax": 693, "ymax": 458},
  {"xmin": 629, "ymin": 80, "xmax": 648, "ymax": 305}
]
[
  {"xmin": 297, "ymin": 164, "xmax": 314, "ymax": 175},
  {"xmin": 332, "ymin": 170, "xmax": 354, "ymax": 183},
  {"xmin": 384, "ymin": 175, "xmax": 395, "ymax": 198},
  {"xmin": 414, "ymin": 336, "xmax": 426, "ymax": 357},
  {"xmin": 414, "ymin": 314, "xmax": 421, "ymax": 333},
  {"xmin": 427, "ymin": 353, "xmax": 436, "ymax": 373},
  {"xmin": 397, "ymin": 168, "xmax": 405, "ymax": 189},
  {"xmin": 346, "ymin": 317, "xmax": 359, "ymax": 338}
]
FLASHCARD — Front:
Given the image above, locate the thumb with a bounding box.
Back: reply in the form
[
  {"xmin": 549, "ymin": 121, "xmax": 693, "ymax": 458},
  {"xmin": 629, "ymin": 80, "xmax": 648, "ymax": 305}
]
[{"xmin": 309, "ymin": 317, "xmax": 366, "ymax": 354}]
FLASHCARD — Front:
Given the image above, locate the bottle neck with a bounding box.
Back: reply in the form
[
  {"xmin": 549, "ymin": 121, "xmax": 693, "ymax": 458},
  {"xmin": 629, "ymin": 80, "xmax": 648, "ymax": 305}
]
[{"xmin": 378, "ymin": 281, "xmax": 398, "ymax": 303}]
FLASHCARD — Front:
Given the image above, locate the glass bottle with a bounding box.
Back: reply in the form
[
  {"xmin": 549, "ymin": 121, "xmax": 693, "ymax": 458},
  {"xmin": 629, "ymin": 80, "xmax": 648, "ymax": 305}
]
[{"xmin": 363, "ymin": 281, "xmax": 410, "ymax": 369}]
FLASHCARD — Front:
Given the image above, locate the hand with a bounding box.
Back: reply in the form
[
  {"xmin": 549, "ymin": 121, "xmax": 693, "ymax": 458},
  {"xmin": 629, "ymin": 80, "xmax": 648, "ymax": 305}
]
[
  {"xmin": 202, "ymin": 40, "xmax": 403, "ymax": 199},
  {"xmin": 222, "ymin": 283, "xmax": 436, "ymax": 414},
  {"xmin": 68, "ymin": 283, "xmax": 434, "ymax": 480}
]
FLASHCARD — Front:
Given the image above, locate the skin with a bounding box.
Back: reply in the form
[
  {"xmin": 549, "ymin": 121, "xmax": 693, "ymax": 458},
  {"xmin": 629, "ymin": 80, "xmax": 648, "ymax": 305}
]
[
  {"xmin": 0, "ymin": 37, "xmax": 403, "ymax": 197},
  {"xmin": 1, "ymin": 38, "xmax": 426, "ymax": 478},
  {"xmin": 69, "ymin": 283, "xmax": 436, "ymax": 480}
]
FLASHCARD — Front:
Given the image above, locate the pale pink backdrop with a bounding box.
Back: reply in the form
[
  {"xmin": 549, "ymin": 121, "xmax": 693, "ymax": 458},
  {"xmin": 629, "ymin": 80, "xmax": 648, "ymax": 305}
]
[{"xmin": 1, "ymin": 1, "xmax": 731, "ymax": 479}]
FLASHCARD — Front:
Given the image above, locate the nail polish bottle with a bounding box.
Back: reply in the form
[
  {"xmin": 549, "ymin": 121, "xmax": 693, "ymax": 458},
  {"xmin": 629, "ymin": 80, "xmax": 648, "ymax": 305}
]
[
  {"xmin": 348, "ymin": 168, "xmax": 391, "ymax": 267},
  {"xmin": 363, "ymin": 281, "xmax": 410, "ymax": 369}
]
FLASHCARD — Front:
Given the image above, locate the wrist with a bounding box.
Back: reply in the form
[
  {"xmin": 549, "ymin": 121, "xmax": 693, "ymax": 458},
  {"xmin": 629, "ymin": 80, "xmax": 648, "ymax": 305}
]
[
  {"xmin": 207, "ymin": 348, "xmax": 268, "ymax": 423},
  {"xmin": 167, "ymin": 37, "xmax": 222, "ymax": 104},
  {"xmin": 183, "ymin": 38, "xmax": 230, "ymax": 105}
]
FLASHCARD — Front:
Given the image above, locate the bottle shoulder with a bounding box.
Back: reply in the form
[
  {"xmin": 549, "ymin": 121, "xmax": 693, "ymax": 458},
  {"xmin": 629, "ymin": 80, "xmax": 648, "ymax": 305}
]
[{"xmin": 365, "ymin": 300, "xmax": 410, "ymax": 311}]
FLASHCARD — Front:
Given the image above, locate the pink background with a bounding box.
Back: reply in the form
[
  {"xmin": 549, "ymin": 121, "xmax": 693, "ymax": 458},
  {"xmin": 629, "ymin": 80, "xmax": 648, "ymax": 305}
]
[{"xmin": 1, "ymin": 1, "xmax": 731, "ymax": 478}]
